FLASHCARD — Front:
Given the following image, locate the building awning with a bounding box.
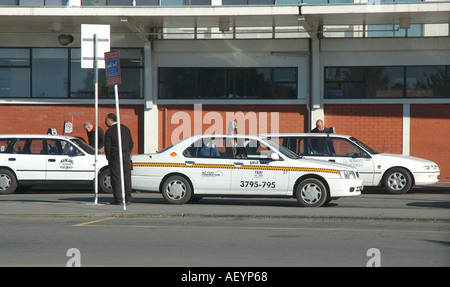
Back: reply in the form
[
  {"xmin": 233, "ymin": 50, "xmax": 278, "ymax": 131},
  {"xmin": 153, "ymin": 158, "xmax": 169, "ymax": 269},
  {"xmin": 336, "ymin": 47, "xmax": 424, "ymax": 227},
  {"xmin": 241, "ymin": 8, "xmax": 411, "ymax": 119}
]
[
  {"xmin": 0, "ymin": 3, "xmax": 448, "ymax": 40},
  {"xmin": 299, "ymin": 2, "xmax": 450, "ymax": 38}
]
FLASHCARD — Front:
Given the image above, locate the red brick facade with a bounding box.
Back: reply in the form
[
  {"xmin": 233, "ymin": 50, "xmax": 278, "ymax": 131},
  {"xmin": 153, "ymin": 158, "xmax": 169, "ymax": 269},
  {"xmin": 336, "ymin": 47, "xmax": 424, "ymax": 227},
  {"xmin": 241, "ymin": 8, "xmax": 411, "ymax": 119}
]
[
  {"xmin": 410, "ymin": 104, "xmax": 450, "ymax": 182},
  {"xmin": 1, "ymin": 103, "xmax": 447, "ymax": 182},
  {"xmin": 0, "ymin": 104, "xmax": 144, "ymax": 154},
  {"xmin": 324, "ymin": 104, "xmax": 404, "ymax": 154},
  {"xmin": 325, "ymin": 104, "xmax": 449, "ymax": 182},
  {"xmin": 158, "ymin": 104, "xmax": 308, "ymax": 149}
]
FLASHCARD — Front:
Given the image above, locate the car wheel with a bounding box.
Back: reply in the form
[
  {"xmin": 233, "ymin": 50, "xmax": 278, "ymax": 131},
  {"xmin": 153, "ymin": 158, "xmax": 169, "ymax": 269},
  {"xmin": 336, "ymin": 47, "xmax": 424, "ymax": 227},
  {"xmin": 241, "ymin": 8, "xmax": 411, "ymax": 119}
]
[
  {"xmin": 383, "ymin": 167, "xmax": 412, "ymax": 194},
  {"xmin": 99, "ymin": 168, "xmax": 112, "ymax": 193},
  {"xmin": 161, "ymin": 175, "xmax": 192, "ymax": 204},
  {"xmin": 0, "ymin": 169, "xmax": 18, "ymax": 195},
  {"xmin": 295, "ymin": 178, "xmax": 328, "ymax": 207}
]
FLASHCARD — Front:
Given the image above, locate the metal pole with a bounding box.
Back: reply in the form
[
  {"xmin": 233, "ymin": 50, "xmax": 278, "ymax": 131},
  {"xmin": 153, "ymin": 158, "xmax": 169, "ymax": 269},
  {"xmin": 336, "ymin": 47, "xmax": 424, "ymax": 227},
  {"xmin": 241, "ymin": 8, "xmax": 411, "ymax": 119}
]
[
  {"xmin": 114, "ymin": 84, "xmax": 126, "ymax": 211},
  {"xmin": 94, "ymin": 34, "xmax": 99, "ymax": 205}
]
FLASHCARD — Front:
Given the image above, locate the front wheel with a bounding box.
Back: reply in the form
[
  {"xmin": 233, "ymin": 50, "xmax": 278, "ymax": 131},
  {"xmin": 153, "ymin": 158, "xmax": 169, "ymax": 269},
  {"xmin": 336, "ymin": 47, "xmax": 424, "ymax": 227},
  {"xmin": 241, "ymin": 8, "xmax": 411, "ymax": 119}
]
[
  {"xmin": 295, "ymin": 178, "xmax": 328, "ymax": 207},
  {"xmin": 161, "ymin": 175, "xmax": 192, "ymax": 204},
  {"xmin": 383, "ymin": 167, "xmax": 412, "ymax": 194}
]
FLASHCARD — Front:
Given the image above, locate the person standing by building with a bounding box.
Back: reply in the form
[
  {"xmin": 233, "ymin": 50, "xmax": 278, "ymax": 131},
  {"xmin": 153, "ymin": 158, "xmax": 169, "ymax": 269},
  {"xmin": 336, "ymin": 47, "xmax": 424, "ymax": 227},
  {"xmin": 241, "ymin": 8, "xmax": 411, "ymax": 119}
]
[
  {"xmin": 84, "ymin": 121, "xmax": 105, "ymax": 153},
  {"xmin": 104, "ymin": 113, "xmax": 134, "ymax": 205},
  {"xmin": 311, "ymin": 119, "xmax": 334, "ymax": 133}
]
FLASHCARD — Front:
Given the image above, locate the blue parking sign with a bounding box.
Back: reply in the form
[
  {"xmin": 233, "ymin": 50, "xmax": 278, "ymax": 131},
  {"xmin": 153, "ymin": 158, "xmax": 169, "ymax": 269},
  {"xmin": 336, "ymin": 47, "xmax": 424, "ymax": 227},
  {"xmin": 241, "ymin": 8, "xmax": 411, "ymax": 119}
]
[{"xmin": 105, "ymin": 50, "xmax": 121, "ymax": 86}]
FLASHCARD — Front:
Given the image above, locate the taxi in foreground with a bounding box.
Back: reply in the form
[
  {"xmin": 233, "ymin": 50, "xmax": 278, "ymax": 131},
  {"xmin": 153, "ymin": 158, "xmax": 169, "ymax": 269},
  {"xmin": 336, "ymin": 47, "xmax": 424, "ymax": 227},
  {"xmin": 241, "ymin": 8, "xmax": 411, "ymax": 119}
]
[
  {"xmin": 0, "ymin": 134, "xmax": 111, "ymax": 194},
  {"xmin": 131, "ymin": 134, "xmax": 363, "ymax": 207},
  {"xmin": 265, "ymin": 133, "xmax": 440, "ymax": 194}
]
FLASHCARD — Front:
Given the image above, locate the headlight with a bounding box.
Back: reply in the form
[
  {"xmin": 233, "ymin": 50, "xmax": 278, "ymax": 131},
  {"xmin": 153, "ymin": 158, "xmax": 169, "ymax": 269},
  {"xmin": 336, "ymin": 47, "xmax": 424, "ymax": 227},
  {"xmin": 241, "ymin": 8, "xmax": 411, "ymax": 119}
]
[
  {"xmin": 340, "ymin": 170, "xmax": 356, "ymax": 179},
  {"xmin": 423, "ymin": 165, "xmax": 438, "ymax": 171}
]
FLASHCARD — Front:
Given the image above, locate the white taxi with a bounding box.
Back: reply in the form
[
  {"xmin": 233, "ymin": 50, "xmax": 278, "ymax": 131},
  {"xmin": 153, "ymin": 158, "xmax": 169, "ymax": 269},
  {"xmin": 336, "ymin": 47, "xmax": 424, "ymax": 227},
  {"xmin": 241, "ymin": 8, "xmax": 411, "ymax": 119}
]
[
  {"xmin": 266, "ymin": 133, "xmax": 440, "ymax": 194},
  {"xmin": 0, "ymin": 134, "xmax": 111, "ymax": 194},
  {"xmin": 131, "ymin": 134, "xmax": 363, "ymax": 207}
]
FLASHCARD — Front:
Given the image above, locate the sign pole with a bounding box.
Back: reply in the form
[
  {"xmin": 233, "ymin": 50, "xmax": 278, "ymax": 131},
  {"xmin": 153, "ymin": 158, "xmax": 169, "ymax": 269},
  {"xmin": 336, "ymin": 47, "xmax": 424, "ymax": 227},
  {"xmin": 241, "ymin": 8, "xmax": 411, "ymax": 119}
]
[
  {"xmin": 81, "ymin": 24, "xmax": 110, "ymax": 206},
  {"xmin": 105, "ymin": 50, "xmax": 125, "ymax": 211},
  {"xmin": 114, "ymin": 84, "xmax": 126, "ymax": 211},
  {"xmin": 94, "ymin": 34, "xmax": 99, "ymax": 205}
]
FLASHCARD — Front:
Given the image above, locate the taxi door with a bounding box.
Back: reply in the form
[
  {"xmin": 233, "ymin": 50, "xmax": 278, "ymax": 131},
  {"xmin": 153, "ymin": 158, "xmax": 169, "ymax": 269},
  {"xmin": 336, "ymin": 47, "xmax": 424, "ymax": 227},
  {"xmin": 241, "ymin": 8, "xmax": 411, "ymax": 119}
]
[
  {"xmin": 45, "ymin": 139, "xmax": 94, "ymax": 181},
  {"xmin": 230, "ymin": 138, "xmax": 289, "ymax": 196},
  {"xmin": 324, "ymin": 137, "xmax": 375, "ymax": 185},
  {"xmin": 9, "ymin": 138, "xmax": 46, "ymax": 181},
  {"xmin": 181, "ymin": 137, "xmax": 232, "ymax": 194}
]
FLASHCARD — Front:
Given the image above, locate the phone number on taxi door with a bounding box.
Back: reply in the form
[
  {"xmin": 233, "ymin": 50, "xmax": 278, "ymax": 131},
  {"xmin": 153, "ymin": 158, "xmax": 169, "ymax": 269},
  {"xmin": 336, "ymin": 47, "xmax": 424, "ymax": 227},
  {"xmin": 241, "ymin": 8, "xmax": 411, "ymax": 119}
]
[{"xmin": 239, "ymin": 181, "xmax": 276, "ymax": 188}]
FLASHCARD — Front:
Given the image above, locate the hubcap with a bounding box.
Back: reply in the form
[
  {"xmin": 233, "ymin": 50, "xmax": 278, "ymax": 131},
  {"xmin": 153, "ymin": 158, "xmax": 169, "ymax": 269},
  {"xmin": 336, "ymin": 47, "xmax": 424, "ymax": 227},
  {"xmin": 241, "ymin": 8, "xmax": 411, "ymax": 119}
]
[
  {"xmin": 166, "ymin": 180, "xmax": 186, "ymax": 200},
  {"xmin": 301, "ymin": 183, "xmax": 322, "ymax": 204},
  {"xmin": 388, "ymin": 172, "xmax": 406, "ymax": 191},
  {"xmin": 0, "ymin": 174, "xmax": 11, "ymax": 191},
  {"xmin": 103, "ymin": 174, "xmax": 112, "ymax": 190}
]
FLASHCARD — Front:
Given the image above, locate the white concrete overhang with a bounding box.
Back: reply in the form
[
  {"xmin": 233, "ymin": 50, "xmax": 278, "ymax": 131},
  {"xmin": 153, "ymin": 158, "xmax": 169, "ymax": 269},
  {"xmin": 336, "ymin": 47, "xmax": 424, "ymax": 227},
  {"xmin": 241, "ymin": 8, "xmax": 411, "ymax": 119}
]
[
  {"xmin": 0, "ymin": 3, "xmax": 448, "ymax": 39},
  {"xmin": 299, "ymin": 2, "xmax": 450, "ymax": 38},
  {"xmin": 0, "ymin": 6, "xmax": 301, "ymax": 35}
]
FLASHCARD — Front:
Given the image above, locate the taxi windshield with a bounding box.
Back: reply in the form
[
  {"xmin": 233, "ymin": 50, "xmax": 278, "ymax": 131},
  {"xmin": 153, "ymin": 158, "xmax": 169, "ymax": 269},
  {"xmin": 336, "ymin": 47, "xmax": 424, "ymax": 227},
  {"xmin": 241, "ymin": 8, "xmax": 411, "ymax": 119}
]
[
  {"xmin": 264, "ymin": 138, "xmax": 300, "ymax": 159},
  {"xmin": 71, "ymin": 138, "xmax": 95, "ymax": 155}
]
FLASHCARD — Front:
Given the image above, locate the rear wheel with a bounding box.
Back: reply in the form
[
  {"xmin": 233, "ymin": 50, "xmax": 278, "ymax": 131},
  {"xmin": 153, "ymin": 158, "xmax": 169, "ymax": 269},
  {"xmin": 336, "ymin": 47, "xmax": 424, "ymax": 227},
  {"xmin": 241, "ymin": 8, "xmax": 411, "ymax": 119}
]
[
  {"xmin": 161, "ymin": 175, "xmax": 192, "ymax": 204},
  {"xmin": 295, "ymin": 178, "xmax": 328, "ymax": 207},
  {"xmin": 99, "ymin": 168, "xmax": 112, "ymax": 193},
  {"xmin": 0, "ymin": 169, "xmax": 17, "ymax": 194}
]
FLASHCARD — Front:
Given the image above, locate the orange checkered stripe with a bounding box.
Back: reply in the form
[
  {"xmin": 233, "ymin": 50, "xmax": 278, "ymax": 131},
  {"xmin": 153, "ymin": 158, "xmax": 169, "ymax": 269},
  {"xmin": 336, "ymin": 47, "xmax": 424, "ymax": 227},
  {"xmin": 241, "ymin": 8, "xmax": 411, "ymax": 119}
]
[{"xmin": 133, "ymin": 162, "xmax": 339, "ymax": 174}]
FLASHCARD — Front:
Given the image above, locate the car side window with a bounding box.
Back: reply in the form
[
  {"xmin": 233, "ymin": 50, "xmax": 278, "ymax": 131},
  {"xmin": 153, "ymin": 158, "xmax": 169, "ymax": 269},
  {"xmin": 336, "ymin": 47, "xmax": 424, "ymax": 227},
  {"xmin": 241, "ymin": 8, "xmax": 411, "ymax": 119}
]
[
  {"xmin": 244, "ymin": 138, "xmax": 279, "ymax": 160},
  {"xmin": 47, "ymin": 139, "xmax": 84, "ymax": 156},
  {"xmin": 183, "ymin": 138, "xmax": 227, "ymax": 159},
  {"xmin": 280, "ymin": 137, "xmax": 310, "ymax": 156},
  {"xmin": 306, "ymin": 137, "xmax": 325, "ymax": 156},
  {"xmin": 0, "ymin": 138, "xmax": 15, "ymax": 153},
  {"xmin": 13, "ymin": 139, "xmax": 45, "ymax": 155},
  {"xmin": 325, "ymin": 138, "xmax": 366, "ymax": 157}
]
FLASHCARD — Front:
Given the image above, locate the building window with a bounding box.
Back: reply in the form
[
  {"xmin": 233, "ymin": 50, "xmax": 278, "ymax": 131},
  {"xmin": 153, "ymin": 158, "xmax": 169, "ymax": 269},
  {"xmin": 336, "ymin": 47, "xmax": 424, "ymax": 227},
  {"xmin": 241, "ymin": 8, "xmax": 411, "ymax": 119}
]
[
  {"xmin": 0, "ymin": 49, "xmax": 31, "ymax": 98},
  {"xmin": 71, "ymin": 48, "xmax": 144, "ymax": 99},
  {"xmin": 32, "ymin": 48, "xmax": 69, "ymax": 98},
  {"xmin": 158, "ymin": 67, "xmax": 297, "ymax": 100},
  {"xmin": 325, "ymin": 66, "xmax": 450, "ymax": 98},
  {"xmin": 0, "ymin": 47, "xmax": 143, "ymax": 99}
]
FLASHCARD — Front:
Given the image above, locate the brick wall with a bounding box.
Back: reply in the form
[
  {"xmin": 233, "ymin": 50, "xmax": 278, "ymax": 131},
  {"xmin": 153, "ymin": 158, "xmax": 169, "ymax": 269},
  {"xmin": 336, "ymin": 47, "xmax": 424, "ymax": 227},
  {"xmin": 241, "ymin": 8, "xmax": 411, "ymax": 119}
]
[
  {"xmin": 324, "ymin": 104, "xmax": 404, "ymax": 154},
  {"xmin": 158, "ymin": 104, "xmax": 308, "ymax": 149},
  {"xmin": 0, "ymin": 104, "xmax": 144, "ymax": 154},
  {"xmin": 410, "ymin": 104, "xmax": 450, "ymax": 182},
  {"xmin": 325, "ymin": 104, "xmax": 449, "ymax": 183}
]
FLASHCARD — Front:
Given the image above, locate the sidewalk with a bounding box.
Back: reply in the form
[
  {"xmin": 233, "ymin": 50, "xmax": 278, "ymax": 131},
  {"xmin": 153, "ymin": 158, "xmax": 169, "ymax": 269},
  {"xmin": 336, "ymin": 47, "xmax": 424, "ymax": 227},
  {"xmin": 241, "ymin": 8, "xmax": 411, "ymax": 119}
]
[{"xmin": 0, "ymin": 183, "xmax": 448, "ymax": 222}]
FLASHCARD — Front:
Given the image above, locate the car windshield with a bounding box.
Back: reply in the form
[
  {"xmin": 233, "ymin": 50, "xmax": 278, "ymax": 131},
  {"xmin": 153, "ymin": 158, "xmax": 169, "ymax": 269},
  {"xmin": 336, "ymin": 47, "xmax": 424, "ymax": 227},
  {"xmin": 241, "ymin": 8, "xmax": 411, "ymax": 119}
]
[
  {"xmin": 264, "ymin": 138, "xmax": 301, "ymax": 159},
  {"xmin": 71, "ymin": 138, "xmax": 95, "ymax": 155},
  {"xmin": 350, "ymin": 137, "xmax": 378, "ymax": 154},
  {"xmin": 157, "ymin": 138, "xmax": 187, "ymax": 153}
]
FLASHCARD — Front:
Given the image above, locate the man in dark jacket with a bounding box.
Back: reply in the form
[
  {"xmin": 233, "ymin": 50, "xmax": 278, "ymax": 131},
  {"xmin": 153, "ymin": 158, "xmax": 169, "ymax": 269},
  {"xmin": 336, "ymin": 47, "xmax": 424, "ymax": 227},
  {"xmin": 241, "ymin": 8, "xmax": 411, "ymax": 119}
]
[
  {"xmin": 84, "ymin": 122, "xmax": 105, "ymax": 153},
  {"xmin": 104, "ymin": 113, "xmax": 134, "ymax": 205}
]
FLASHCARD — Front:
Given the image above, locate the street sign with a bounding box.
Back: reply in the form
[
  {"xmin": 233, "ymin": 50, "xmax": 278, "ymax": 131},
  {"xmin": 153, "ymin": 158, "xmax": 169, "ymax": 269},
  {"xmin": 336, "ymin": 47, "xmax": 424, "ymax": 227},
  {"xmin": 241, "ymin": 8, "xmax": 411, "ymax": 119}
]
[
  {"xmin": 105, "ymin": 50, "xmax": 121, "ymax": 87},
  {"xmin": 81, "ymin": 24, "xmax": 110, "ymax": 69}
]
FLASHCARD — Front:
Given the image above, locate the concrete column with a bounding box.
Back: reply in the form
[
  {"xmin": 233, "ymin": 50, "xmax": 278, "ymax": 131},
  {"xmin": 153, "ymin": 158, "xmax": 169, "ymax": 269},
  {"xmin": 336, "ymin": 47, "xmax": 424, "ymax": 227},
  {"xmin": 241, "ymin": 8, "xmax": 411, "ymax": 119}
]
[
  {"xmin": 403, "ymin": 104, "xmax": 410, "ymax": 156},
  {"xmin": 310, "ymin": 38, "xmax": 325, "ymax": 131},
  {"xmin": 143, "ymin": 41, "xmax": 158, "ymax": 153}
]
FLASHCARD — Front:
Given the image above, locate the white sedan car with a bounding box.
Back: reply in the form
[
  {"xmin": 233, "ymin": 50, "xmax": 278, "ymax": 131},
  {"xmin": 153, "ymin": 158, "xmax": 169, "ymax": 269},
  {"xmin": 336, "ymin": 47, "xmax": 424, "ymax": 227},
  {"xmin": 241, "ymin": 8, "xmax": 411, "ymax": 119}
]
[
  {"xmin": 131, "ymin": 134, "xmax": 363, "ymax": 207},
  {"xmin": 266, "ymin": 133, "xmax": 440, "ymax": 194},
  {"xmin": 0, "ymin": 134, "xmax": 111, "ymax": 194}
]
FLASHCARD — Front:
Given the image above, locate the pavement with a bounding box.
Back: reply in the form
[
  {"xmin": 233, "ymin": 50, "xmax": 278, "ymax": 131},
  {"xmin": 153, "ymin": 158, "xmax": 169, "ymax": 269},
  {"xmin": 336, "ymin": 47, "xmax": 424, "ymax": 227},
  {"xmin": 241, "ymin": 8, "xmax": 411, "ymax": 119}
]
[{"xmin": 0, "ymin": 183, "xmax": 449, "ymax": 222}]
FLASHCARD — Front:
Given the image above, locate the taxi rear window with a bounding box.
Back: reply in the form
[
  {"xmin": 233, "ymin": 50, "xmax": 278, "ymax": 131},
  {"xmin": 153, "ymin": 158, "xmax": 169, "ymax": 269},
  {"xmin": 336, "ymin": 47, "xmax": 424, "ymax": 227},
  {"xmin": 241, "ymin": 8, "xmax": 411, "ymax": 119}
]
[{"xmin": 0, "ymin": 138, "xmax": 15, "ymax": 153}]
